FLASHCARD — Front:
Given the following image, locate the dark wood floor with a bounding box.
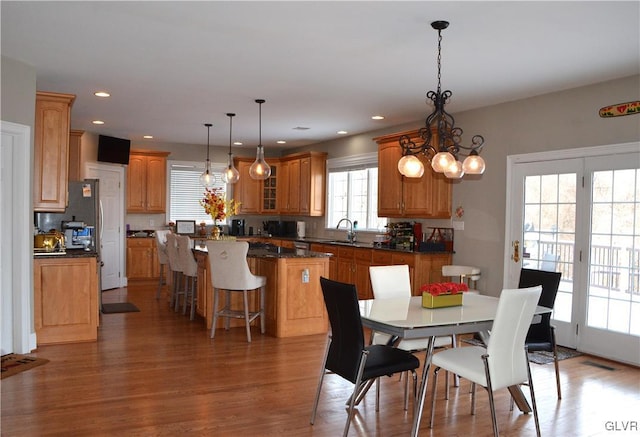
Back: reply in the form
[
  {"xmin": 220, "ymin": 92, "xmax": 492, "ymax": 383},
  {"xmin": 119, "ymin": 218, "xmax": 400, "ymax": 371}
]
[{"xmin": 2, "ymin": 283, "xmax": 638, "ymax": 436}]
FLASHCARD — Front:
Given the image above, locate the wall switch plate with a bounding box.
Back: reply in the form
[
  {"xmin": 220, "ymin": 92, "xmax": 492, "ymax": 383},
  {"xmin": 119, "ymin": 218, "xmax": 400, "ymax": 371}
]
[
  {"xmin": 453, "ymin": 221, "xmax": 464, "ymax": 231},
  {"xmin": 302, "ymin": 268, "xmax": 310, "ymax": 283}
]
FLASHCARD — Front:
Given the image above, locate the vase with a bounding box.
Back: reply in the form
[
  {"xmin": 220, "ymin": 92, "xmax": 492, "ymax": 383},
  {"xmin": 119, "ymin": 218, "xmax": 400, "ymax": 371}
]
[{"xmin": 210, "ymin": 220, "xmax": 221, "ymax": 240}]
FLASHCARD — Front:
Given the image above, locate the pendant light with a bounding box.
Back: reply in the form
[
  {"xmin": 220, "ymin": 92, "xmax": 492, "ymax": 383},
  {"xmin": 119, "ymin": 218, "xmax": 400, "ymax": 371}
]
[
  {"xmin": 249, "ymin": 99, "xmax": 271, "ymax": 180},
  {"xmin": 221, "ymin": 113, "xmax": 240, "ymax": 184},
  {"xmin": 199, "ymin": 123, "xmax": 215, "ymax": 187}
]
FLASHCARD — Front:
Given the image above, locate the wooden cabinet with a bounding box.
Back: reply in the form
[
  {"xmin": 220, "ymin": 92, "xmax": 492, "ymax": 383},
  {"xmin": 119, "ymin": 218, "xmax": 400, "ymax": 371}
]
[
  {"xmin": 375, "ymin": 130, "xmax": 452, "ymax": 218},
  {"xmin": 354, "ymin": 248, "xmax": 373, "ymax": 300},
  {"xmin": 233, "ymin": 152, "xmax": 326, "ymax": 216},
  {"xmin": 234, "ymin": 158, "xmax": 262, "ymax": 214},
  {"xmin": 126, "ymin": 150, "xmax": 169, "ymax": 213},
  {"xmin": 126, "ymin": 238, "xmax": 161, "ymax": 281},
  {"xmin": 34, "ymin": 256, "xmax": 98, "ymax": 344},
  {"xmin": 310, "ymin": 243, "xmax": 337, "ymax": 279},
  {"xmin": 33, "ymin": 91, "xmax": 76, "ymax": 211},
  {"xmin": 67, "ymin": 129, "xmax": 84, "ymax": 182}
]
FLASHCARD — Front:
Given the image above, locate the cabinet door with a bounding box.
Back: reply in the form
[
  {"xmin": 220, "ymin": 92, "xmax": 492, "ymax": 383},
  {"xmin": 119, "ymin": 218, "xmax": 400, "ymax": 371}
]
[
  {"xmin": 278, "ymin": 160, "xmax": 291, "ymax": 213},
  {"xmin": 336, "ymin": 246, "xmax": 355, "ymax": 284},
  {"xmin": 34, "ymin": 92, "xmax": 75, "ymax": 212},
  {"xmin": 287, "ymin": 158, "xmax": 301, "ymax": 214},
  {"xmin": 34, "ymin": 257, "xmax": 98, "ymax": 344},
  {"xmin": 234, "ymin": 159, "xmax": 261, "ymax": 214},
  {"xmin": 299, "ymin": 157, "xmax": 311, "ymax": 214},
  {"xmin": 403, "ymin": 156, "xmax": 436, "ymax": 216},
  {"xmin": 428, "ymin": 171, "xmax": 452, "ymax": 218},
  {"xmin": 68, "ymin": 129, "xmax": 84, "ymax": 182},
  {"xmin": 377, "ymin": 142, "xmax": 404, "ymax": 217},
  {"xmin": 145, "ymin": 155, "xmax": 167, "ymax": 212},
  {"xmin": 261, "ymin": 160, "xmax": 279, "ymax": 213},
  {"xmin": 354, "ymin": 248, "xmax": 373, "ymax": 300},
  {"xmin": 127, "ymin": 155, "xmax": 147, "ymax": 212},
  {"xmin": 126, "ymin": 239, "xmax": 154, "ymax": 279}
]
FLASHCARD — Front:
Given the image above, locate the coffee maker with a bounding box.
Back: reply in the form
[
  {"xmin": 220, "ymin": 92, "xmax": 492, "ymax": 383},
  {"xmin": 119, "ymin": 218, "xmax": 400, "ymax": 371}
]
[
  {"xmin": 230, "ymin": 219, "xmax": 245, "ymax": 236},
  {"xmin": 62, "ymin": 221, "xmax": 93, "ymax": 251}
]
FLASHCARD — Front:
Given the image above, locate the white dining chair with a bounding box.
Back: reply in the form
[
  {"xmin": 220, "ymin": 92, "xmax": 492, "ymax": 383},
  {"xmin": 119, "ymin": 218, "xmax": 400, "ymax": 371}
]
[{"xmin": 429, "ymin": 286, "xmax": 543, "ymax": 437}]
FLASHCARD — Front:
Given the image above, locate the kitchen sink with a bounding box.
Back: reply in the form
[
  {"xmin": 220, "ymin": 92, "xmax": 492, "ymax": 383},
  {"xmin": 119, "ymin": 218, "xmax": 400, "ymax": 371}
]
[{"xmin": 325, "ymin": 240, "xmax": 357, "ymax": 246}]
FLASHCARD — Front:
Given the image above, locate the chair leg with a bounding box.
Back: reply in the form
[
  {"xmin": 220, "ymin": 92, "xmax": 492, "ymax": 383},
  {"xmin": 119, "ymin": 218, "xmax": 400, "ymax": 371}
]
[
  {"xmin": 429, "ymin": 367, "xmax": 441, "ymax": 428},
  {"xmin": 525, "ymin": 349, "xmax": 542, "ymax": 437},
  {"xmin": 189, "ymin": 277, "xmax": 197, "ymax": 321},
  {"xmin": 224, "ymin": 290, "xmax": 231, "ymax": 331},
  {"xmin": 243, "ymin": 289, "xmax": 251, "ymax": 342},
  {"xmin": 210, "ymin": 288, "xmax": 220, "ymax": 339},
  {"xmin": 482, "ymin": 354, "xmax": 499, "ymax": 437},
  {"xmin": 375, "ymin": 375, "xmax": 380, "ymax": 411},
  {"xmin": 471, "ymin": 382, "xmax": 477, "ymax": 415},
  {"xmin": 551, "ymin": 327, "xmax": 562, "ymax": 399},
  {"xmin": 344, "ymin": 350, "xmax": 369, "ymax": 437},
  {"xmin": 260, "ymin": 286, "xmax": 266, "ymax": 334},
  {"xmin": 310, "ymin": 335, "xmax": 332, "ymax": 425},
  {"xmin": 451, "ymin": 334, "xmax": 460, "ymax": 387},
  {"xmin": 183, "ymin": 276, "xmax": 189, "ymax": 315},
  {"xmin": 155, "ymin": 264, "xmax": 164, "ymax": 300}
]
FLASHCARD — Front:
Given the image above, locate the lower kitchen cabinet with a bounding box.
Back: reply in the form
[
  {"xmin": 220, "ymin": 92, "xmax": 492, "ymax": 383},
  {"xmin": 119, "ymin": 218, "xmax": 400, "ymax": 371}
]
[
  {"xmin": 34, "ymin": 256, "xmax": 99, "ymax": 345},
  {"xmin": 126, "ymin": 237, "xmax": 161, "ymax": 281}
]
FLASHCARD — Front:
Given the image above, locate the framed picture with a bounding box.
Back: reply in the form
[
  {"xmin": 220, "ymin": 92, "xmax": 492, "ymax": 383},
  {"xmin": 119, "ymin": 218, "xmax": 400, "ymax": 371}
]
[{"xmin": 175, "ymin": 220, "xmax": 196, "ymax": 235}]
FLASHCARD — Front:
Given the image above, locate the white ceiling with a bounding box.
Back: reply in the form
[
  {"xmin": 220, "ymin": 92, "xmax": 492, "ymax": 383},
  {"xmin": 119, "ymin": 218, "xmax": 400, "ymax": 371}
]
[{"xmin": 2, "ymin": 1, "xmax": 638, "ymax": 151}]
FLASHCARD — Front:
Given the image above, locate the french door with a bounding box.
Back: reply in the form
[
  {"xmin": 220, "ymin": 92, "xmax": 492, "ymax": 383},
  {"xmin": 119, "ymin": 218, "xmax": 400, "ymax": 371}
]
[{"xmin": 506, "ymin": 144, "xmax": 640, "ymax": 365}]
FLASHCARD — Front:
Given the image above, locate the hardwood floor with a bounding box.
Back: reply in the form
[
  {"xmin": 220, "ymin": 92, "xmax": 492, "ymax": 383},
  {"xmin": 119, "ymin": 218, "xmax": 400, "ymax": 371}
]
[{"xmin": 2, "ymin": 283, "xmax": 638, "ymax": 436}]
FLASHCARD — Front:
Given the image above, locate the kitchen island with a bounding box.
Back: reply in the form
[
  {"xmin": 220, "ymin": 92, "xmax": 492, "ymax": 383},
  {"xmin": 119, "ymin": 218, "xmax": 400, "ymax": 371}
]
[{"xmin": 194, "ymin": 243, "xmax": 331, "ymax": 338}]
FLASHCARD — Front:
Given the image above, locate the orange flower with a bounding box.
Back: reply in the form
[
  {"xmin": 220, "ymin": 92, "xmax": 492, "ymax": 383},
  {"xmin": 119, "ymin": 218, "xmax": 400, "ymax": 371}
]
[{"xmin": 200, "ymin": 188, "xmax": 240, "ymax": 222}]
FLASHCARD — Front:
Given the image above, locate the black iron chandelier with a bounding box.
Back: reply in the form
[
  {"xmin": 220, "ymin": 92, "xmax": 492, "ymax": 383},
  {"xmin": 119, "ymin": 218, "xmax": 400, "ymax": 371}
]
[{"xmin": 398, "ymin": 20, "xmax": 486, "ymax": 179}]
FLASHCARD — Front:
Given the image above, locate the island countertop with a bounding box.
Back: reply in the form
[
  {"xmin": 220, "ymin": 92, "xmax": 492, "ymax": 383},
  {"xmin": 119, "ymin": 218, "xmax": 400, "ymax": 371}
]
[{"xmin": 194, "ymin": 242, "xmax": 332, "ymax": 259}]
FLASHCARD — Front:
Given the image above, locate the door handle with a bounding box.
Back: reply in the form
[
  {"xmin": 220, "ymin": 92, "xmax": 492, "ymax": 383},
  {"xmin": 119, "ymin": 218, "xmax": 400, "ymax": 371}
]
[{"xmin": 512, "ymin": 240, "xmax": 520, "ymax": 263}]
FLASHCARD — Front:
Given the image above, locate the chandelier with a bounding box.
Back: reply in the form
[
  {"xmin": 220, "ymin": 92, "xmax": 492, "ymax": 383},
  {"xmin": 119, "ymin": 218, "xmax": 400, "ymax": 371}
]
[{"xmin": 398, "ymin": 20, "xmax": 486, "ymax": 179}]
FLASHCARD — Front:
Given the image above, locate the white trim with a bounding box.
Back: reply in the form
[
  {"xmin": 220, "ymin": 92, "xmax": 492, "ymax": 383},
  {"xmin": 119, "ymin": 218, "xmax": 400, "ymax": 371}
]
[
  {"xmin": 327, "ymin": 152, "xmax": 377, "ymax": 170},
  {"xmin": 507, "ymin": 142, "xmax": 639, "ymax": 165},
  {"xmin": 0, "ymin": 120, "xmax": 34, "ymax": 353}
]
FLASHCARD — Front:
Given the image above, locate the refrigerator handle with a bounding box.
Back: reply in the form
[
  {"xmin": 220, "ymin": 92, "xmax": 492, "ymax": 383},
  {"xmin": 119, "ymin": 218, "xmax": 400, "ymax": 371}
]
[{"xmin": 99, "ymin": 199, "xmax": 104, "ymax": 242}]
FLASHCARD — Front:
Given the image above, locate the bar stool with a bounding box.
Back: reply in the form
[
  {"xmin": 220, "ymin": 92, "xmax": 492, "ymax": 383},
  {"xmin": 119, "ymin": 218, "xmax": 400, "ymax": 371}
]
[
  {"xmin": 155, "ymin": 230, "xmax": 170, "ymax": 300},
  {"xmin": 206, "ymin": 240, "xmax": 266, "ymax": 342},
  {"xmin": 176, "ymin": 234, "xmax": 198, "ymax": 320},
  {"xmin": 165, "ymin": 233, "xmax": 183, "ymax": 310}
]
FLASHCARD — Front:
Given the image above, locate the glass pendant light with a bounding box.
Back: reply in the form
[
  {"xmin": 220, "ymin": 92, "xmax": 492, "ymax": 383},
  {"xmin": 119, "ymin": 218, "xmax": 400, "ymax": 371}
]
[
  {"xmin": 199, "ymin": 123, "xmax": 215, "ymax": 187},
  {"xmin": 221, "ymin": 113, "xmax": 240, "ymax": 184},
  {"xmin": 462, "ymin": 149, "xmax": 486, "ymax": 174},
  {"xmin": 431, "ymin": 151, "xmax": 455, "ymax": 173},
  {"xmin": 249, "ymin": 99, "xmax": 271, "ymax": 180},
  {"xmin": 444, "ymin": 159, "xmax": 465, "ymax": 179},
  {"xmin": 397, "ymin": 155, "xmax": 425, "ymax": 178}
]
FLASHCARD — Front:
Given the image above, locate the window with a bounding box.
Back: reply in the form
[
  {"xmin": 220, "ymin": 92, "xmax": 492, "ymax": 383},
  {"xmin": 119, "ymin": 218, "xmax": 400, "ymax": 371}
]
[
  {"xmin": 326, "ymin": 153, "xmax": 387, "ymax": 231},
  {"xmin": 168, "ymin": 161, "xmax": 227, "ymax": 224}
]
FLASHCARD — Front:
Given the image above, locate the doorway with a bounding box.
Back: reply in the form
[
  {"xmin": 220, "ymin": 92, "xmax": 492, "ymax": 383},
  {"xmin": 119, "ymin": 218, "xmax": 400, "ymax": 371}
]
[
  {"xmin": 506, "ymin": 143, "xmax": 640, "ymax": 365},
  {"xmin": 85, "ymin": 163, "xmax": 125, "ymax": 291}
]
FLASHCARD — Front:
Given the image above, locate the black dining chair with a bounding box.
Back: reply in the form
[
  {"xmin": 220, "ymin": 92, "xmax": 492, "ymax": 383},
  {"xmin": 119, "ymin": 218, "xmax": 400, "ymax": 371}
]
[
  {"xmin": 519, "ymin": 268, "xmax": 563, "ymax": 399},
  {"xmin": 310, "ymin": 277, "xmax": 420, "ymax": 437}
]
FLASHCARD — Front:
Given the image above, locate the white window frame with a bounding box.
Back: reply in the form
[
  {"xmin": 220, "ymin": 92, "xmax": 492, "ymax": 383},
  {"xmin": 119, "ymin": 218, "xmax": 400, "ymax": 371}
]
[
  {"xmin": 167, "ymin": 160, "xmax": 228, "ymax": 225},
  {"xmin": 326, "ymin": 152, "xmax": 387, "ymax": 232}
]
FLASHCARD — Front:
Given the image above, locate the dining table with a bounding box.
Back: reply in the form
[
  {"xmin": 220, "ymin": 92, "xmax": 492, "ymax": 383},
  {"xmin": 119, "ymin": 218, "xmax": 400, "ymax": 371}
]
[{"xmin": 359, "ymin": 292, "xmax": 552, "ymax": 437}]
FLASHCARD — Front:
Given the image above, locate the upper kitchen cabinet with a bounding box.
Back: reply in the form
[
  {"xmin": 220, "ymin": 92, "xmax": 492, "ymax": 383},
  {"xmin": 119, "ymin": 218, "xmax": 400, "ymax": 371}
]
[
  {"xmin": 67, "ymin": 129, "xmax": 84, "ymax": 182},
  {"xmin": 233, "ymin": 152, "xmax": 326, "ymax": 216},
  {"xmin": 375, "ymin": 130, "xmax": 451, "ymax": 218},
  {"xmin": 33, "ymin": 91, "xmax": 76, "ymax": 212},
  {"xmin": 127, "ymin": 150, "xmax": 170, "ymax": 213}
]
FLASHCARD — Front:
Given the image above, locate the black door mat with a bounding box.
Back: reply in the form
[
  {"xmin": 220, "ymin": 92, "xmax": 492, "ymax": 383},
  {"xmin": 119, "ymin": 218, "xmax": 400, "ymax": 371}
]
[{"xmin": 102, "ymin": 302, "xmax": 140, "ymax": 314}]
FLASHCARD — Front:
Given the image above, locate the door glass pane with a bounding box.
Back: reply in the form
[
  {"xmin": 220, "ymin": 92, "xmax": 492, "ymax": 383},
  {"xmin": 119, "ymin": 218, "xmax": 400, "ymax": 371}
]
[
  {"xmin": 523, "ymin": 172, "xmax": 576, "ymax": 323},
  {"xmin": 587, "ymin": 168, "xmax": 640, "ymax": 336}
]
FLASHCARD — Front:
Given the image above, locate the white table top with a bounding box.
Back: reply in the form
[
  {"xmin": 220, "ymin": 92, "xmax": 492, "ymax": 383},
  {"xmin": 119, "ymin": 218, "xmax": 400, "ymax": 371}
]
[{"xmin": 359, "ymin": 293, "xmax": 550, "ymax": 339}]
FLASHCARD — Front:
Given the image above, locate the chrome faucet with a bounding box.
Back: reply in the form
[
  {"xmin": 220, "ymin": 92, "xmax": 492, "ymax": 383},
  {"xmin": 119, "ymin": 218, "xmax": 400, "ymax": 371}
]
[{"xmin": 336, "ymin": 218, "xmax": 357, "ymax": 243}]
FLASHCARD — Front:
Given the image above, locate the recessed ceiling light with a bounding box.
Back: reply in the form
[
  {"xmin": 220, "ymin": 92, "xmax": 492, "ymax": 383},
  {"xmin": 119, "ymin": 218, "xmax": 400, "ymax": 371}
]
[
  {"xmin": 277, "ymin": 140, "xmax": 286, "ymax": 144},
  {"xmin": 143, "ymin": 135, "xmax": 153, "ymax": 139},
  {"xmin": 234, "ymin": 141, "xmax": 243, "ymax": 146},
  {"xmin": 92, "ymin": 120, "xmax": 104, "ymax": 125},
  {"xmin": 372, "ymin": 115, "xmax": 385, "ymax": 120},
  {"xmin": 337, "ymin": 130, "xmax": 348, "ymax": 135},
  {"xmin": 293, "ymin": 126, "xmax": 310, "ymax": 130},
  {"xmin": 94, "ymin": 91, "xmax": 110, "ymax": 98}
]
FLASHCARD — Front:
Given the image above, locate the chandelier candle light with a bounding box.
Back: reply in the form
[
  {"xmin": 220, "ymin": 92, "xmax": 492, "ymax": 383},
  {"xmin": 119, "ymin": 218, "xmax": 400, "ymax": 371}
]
[
  {"xmin": 249, "ymin": 99, "xmax": 271, "ymax": 180},
  {"xmin": 199, "ymin": 123, "xmax": 216, "ymax": 187},
  {"xmin": 222, "ymin": 113, "xmax": 240, "ymax": 184},
  {"xmin": 398, "ymin": 20, "xmax": 486, "ymax": 180}
]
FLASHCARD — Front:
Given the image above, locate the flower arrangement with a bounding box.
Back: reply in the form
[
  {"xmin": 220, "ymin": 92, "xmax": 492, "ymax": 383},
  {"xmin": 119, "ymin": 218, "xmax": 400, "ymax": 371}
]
[
  {"xmin": 420, "ymin": 282, "xmax": 469, "ymax": 297},
  {"xmin": 200, "ymin": 188, "xmax": 240, "ymax": 222}
]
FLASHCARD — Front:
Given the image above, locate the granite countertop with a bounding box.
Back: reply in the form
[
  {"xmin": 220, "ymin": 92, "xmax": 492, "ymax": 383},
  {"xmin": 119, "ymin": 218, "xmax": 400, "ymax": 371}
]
[
  {"xmin": 33, "ymin": 249, "xmax": 99, "ymax": 259},
  {"xmin": 195, "ymin": 242, "xmax": 331, "ymax": 259}
]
